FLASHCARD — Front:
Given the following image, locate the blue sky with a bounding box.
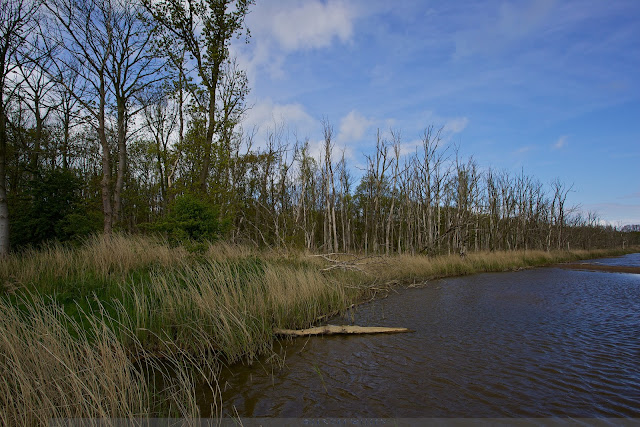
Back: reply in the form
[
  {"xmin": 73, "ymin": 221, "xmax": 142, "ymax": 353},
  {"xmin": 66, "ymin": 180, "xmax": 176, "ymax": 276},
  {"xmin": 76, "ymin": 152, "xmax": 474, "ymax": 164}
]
[{"xmin": 232, "ymin": 0, "xmax": 640, "ymax": 226}]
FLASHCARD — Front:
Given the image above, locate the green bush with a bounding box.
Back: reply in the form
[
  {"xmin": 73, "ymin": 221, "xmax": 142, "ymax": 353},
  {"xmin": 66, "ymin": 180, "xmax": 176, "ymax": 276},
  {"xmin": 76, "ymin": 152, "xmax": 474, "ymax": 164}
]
[
  {"xmin": 156, "ymin": 194, "xmax": 227, "ymax": 247},
  {"xmin": 9, "ymin": 168, "xmax": 100, "ymax": 248}
]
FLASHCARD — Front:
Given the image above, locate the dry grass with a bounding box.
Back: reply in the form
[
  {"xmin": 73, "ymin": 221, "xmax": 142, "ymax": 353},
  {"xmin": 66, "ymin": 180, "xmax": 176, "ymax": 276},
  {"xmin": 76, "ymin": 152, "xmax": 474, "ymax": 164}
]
[
  {"xmin": 0, "ymin": 235, "xmax": 636, "ymax": 423},
  {"xmin": 0, "ymin": 293, "xmax": 211, "ymax": 426},
  {"xmin": 0, "ymin": 234, "xmax": 189, "ymax": 293},
  {"xmin": 116, "ymin": 259, "xmax": 357, "ymax": 362},
  {"xmin": 364, "ymin": 248, "xmax": 637, "ymax": 283},
  {"xmin": 0, "ymin": 236, "xmax": 361, "ymax": 422}
]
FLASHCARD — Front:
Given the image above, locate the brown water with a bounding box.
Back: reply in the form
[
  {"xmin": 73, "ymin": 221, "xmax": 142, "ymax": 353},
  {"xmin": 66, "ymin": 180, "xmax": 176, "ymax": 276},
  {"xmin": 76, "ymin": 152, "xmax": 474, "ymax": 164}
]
[{"xmin": 209, "ymin": 256, "xmax": 640, "ymax": 418}]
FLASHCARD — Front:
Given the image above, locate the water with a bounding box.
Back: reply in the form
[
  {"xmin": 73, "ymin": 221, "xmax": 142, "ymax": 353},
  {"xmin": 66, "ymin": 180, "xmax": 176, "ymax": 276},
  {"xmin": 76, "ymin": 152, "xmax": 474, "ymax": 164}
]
[{"xmin": 210, "ymin": 257, "xmax": 640, "ymax": 418}]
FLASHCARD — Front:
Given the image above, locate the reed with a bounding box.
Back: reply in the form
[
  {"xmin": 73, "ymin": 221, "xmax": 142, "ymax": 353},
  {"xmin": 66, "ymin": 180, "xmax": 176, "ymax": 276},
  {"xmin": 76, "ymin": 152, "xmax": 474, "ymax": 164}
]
[
  {"xmin": 367, "ymin": 248, "xmax": 636, "ymax": 283},
  {"xmin": 0, "ymin": 235, "xmax": 636, "ymax": 423},
  {"xmin": 0, "ymin": 234, "xmax": 189, "ymax": 295},
  {"xmin": 114, "ymin": 257, "xmax": 358, "ymax": 362},
  {"xmin": 0, "ymin": 293, "xmax": 210, "ymax": 425}
]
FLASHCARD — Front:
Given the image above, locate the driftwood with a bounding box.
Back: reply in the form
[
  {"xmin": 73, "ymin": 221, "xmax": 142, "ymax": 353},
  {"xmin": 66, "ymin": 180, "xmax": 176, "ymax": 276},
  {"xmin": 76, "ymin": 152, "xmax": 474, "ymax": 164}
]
[
  {"xmin": 310, "ymin": 253, "xmax": 386, "ymax": 275},
  {"xmin": 274, "ymin": 324, "xmax": 412, "ymax": 337}
]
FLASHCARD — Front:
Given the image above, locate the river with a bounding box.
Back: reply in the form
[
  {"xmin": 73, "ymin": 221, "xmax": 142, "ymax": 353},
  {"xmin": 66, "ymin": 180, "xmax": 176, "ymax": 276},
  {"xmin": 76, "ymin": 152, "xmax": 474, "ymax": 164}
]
[{"xmin": 208, "ymin": 253, "xmax": 640, "ymax": 418}]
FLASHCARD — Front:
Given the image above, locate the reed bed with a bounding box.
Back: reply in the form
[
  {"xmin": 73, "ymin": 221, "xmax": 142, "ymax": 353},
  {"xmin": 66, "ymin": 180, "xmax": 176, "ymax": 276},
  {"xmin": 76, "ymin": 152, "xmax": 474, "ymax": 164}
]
[
  {"xmin": 366, "ymin": 248, "xmax": 636, "ymax": 283},
  {"xmin": 0, "ymin": 293, "xmax": 209, "ymax": 426},
  {"xmin": 0, "ymin": 235, "xmax": 636, "ymax": 423},
  {"xmin": 115, "ymin": 259, "xmax": 355, "ymax": 362},
  {"xmin": 0, "ymin": 234, "xmax": 189, "ymax": 294}
]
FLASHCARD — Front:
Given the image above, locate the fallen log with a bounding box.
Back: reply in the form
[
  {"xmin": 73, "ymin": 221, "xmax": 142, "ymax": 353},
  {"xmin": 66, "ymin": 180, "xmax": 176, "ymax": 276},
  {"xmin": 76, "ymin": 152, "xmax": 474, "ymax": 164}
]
[{"xmin": 274, "ymin": 324, "xmax": 412, "ymax": 337}]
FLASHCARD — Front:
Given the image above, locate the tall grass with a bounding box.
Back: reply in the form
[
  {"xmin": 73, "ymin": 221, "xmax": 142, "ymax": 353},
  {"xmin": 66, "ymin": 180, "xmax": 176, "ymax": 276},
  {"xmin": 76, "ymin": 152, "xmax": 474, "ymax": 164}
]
[
  {"xmin": 367, "ymin": 248, "xmax": 637, "ymax": 283},
  {"xmin": 115, "ymin": 258, "xmax": 356, "ymax": 362},
  {"xmin": 0, "ymin": 235, "xmax": 636, "ymax": 422},
  {"xmin": 0, "ymin": 235, "xmax": 362, "ymax": 422},
  {"xmin": 0, "ymin": 234, "xmax": 189, "ymax": 294},
  {"xmin": 0, "ymin": 293, "xmax": 208, "ymax": 425}
]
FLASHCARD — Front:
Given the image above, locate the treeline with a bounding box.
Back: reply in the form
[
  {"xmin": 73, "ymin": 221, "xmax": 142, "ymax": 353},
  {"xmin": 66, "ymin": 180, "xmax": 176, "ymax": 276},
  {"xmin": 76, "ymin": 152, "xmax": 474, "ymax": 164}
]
[{"xmin": 1, "ymin": 0, "xmax": 636, "ymax": 254}]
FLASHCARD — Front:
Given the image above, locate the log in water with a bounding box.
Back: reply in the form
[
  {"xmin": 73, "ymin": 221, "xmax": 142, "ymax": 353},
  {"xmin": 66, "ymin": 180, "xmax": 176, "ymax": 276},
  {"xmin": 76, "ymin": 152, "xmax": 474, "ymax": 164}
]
[{"xmin": 274, "ymin": 325, "xmax": 412, "ymax": 336}]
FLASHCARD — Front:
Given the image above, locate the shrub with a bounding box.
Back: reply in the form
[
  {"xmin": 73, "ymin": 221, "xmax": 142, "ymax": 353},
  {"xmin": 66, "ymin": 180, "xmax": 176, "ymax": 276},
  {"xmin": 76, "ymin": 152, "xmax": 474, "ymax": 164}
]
[
  {"xmin": 9, "ymin": 168, "xmax": 100, "ymax": 248},
  {"xmin": 156, "ymin": 194, "xmax": 227, "ymax": 247}
]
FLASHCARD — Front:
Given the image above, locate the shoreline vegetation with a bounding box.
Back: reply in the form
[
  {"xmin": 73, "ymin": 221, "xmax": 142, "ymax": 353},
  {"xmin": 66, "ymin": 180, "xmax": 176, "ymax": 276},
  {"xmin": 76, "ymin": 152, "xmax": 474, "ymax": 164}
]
[{"xmin": 1, "ymin": 234, "xmax": 638, "ymax": 424}]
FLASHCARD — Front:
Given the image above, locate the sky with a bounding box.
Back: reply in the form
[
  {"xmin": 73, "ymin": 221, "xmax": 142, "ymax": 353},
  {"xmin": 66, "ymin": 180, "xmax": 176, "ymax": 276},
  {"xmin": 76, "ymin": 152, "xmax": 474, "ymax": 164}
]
[{"xmin": 231, "ymin": 0, "xmax": 640, "ymax": 226}]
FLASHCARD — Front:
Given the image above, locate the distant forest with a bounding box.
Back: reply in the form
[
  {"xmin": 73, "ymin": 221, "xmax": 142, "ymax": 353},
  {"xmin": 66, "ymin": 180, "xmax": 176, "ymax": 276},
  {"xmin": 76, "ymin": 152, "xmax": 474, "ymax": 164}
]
[{"xmin": 1, "ymin": 0, "xmax": 638, "ymax": 255}]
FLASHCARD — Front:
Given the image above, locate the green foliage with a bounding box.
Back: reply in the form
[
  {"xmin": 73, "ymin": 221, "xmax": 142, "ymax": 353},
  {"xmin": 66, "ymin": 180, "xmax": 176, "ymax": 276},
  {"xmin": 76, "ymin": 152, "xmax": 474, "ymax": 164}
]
[
  {"xmin": 9, "ymin": 168, "xmax": 100, "ymax": 248},
  {"xmin": 155, "ymin": 194, "xmax": 229, "ymax": 247}
]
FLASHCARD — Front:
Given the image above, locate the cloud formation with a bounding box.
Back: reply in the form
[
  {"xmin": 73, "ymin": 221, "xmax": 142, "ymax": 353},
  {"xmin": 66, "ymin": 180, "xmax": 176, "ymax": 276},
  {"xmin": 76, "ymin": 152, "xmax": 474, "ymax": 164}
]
[
  {"xmin": 236, "ymin": 1, "xmax": 358, "ymax": 80},
  {"xmin": 337, "ymin": 110, "xmax": 373, "ymax": 143},
  {"xmin": 268, "ymin": 0, "xmax": 355, "ymax": 51},
  {"xmin": 444, "ymin": 117, "xmax": 470, "ymax": 134},
  {"xmin": 554, "ymin": 135, "xmax": 568, "ymax": 149},
  {"xmin": 242, "ymin": 98, "xmax": 316, "ymax": 147}
]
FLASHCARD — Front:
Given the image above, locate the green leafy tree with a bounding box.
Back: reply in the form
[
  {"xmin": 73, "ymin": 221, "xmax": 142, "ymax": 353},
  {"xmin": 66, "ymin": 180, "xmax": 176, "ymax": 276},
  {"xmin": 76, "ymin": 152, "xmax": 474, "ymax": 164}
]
[{"xmin": 144, "ymin": 0, "xmax": 253, "ymax": 193}]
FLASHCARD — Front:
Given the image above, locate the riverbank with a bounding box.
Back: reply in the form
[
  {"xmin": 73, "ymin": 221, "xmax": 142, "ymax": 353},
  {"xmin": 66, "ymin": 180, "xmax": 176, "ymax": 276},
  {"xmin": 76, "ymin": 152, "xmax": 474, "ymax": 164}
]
[
  {"xmin": 1, "ymin": 235, "xmax": 638, "ymax": 423},
  {"xmin": 555, "ymin": 263, "xmax": 640, "ymax": 274}
]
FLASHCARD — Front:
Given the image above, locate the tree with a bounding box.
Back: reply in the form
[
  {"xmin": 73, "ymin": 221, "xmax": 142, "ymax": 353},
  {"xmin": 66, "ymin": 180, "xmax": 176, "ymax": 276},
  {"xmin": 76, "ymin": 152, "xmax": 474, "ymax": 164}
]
[
  {"xmin": 45, "ymin": 0, "xmax": 116, "ymax": 234},
  {"xmin": 145, "ymin": 0, "xmax": 253, "ymax": 193},
  {"xmin": 140, "ymin": 88, "xmax": 179, "ymax": 213},
  {"xmin": 45, "ymin": 0, "xmax": 163, "ymax": 232},
  {"xmin": 10, "ymin": 168, "xmax": 98, "ymax": 247},
  {"xmin": 0, "ymin": 0, "xmax": 41, "ymax": 255},
  {"xmin": 107, "ymin": 0, "xmax": 164, "ymax": 225}
]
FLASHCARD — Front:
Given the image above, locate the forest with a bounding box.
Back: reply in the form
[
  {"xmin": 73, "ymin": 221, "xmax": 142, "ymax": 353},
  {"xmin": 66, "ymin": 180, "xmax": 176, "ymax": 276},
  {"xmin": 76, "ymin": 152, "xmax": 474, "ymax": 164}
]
[{"xmin": 2, "ymin": 0, "xmax": 639, "ymax": 256}]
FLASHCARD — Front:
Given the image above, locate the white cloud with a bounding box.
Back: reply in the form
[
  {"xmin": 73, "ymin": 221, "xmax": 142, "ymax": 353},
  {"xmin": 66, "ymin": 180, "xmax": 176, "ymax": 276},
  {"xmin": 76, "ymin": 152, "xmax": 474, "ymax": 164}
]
[
  {"xmin": 399, "ymin": 138, "xmax": 423, "ymax": 156},
  {"xmin": 242, "ymin": 98, "xmax": 316, "ymax": 147},
  {"xmin": 269, "ymin": 0, "xmax": 355, "ymax": 51},
  {"xmin": 515, "ymin": 145, "xmax": 534, "ymax": 155},
  {"xmin": 234, "ymin": 1, "xmax": 358, "ymax": 80},
  {"xmin": 585, "ymin": 202, "xmax": 640, "ymax": 226},
  {"xmin": 419, "ymin": 111, "xmax": 469, "ymax": 136},
  {"xmin": 337, "ymin": 110, "xmax": 373, "ymax": 143},
  {"xmin": 553, "ymin": 135, "xmax": 568, "ymax": 149},
  {"xmin": 443, "ymin": 117, "xmax": 470, "ymax": 134}
]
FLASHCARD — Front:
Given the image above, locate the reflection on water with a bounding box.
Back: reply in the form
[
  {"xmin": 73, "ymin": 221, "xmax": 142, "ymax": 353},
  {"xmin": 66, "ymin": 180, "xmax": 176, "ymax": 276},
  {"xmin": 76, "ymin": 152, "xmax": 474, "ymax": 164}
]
[{"xmin": 208, "ymin": 260, "xmax": 640, "ymax": 418}]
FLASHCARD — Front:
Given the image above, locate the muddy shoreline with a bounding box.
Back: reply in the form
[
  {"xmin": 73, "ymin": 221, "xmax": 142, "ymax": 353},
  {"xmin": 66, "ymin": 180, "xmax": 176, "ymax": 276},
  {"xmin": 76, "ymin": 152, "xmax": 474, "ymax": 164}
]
[{"xmin": 555, "ymin": 263, "xmax": 640, "ymax": 274}]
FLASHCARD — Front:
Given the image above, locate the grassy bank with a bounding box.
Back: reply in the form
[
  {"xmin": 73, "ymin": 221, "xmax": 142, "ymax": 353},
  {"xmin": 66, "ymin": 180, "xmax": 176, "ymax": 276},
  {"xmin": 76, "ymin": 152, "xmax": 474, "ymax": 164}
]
[{"xmin": 1, "ymin": 235, "xmax": 637, "ymax": 424}]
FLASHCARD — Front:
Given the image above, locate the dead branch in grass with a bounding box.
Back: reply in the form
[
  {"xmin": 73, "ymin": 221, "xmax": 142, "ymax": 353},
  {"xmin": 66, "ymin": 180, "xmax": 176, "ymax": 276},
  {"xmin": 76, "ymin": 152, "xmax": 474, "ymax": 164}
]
[{"xmin": 310, "ymin": 253, "xmax": 387, "ymax": 275}]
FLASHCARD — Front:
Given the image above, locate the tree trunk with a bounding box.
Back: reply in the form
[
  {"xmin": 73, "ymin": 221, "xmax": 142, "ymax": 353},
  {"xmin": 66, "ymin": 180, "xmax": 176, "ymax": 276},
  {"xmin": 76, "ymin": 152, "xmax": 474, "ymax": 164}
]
[
  {"xmin": 113, "ymin": 97, "xmax": 127, "ymax": 224},
  {"xmin": 98, "ymin": 77, "xmax": 112, "ymax": 234},
  {"xmin": 199, "ymin": 65, "xmax": 221, "ymax": 193},
  {"xmin": 0, "ymin": 105, "xmax": 9, "ymax": 255}
]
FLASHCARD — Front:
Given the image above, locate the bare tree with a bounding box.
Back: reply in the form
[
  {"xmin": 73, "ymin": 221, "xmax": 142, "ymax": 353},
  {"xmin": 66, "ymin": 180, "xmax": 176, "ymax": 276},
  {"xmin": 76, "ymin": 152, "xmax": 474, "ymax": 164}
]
[
  {"xmin": 107, "ymin": 0, "xmax": 165, "ymax": 224},
  {"xmin": 384, "ymin": 130, "xmax": 401, "ymax": 255},
  {"xmin": 0, "ymin": 0, "xmax": 40, "ymax": 254},
  {"xmin": 15, "ymin": 34, "xmax": 56, "ymax": 173},
  {"xmin": 45, "ymin": 0, "xmax": 116, "ymax": 233},
  {"xmin": 140, "ymin": 88, "xmax": 178, "ymax": 213},
  {"xmin": 321, "ymin": 119, "xmax": 338, "ymax": 253}
]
